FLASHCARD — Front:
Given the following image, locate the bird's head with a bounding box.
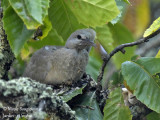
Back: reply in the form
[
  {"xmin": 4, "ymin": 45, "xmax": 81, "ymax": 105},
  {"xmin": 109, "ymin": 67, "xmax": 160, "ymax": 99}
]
[{"xmin": 65, "ymin": 29, "xmax": 96, "ymax": 52}]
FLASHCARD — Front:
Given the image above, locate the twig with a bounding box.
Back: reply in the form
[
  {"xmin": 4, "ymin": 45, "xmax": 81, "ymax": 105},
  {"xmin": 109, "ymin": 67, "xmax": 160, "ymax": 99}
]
[
  {"xmin": 96, "ymin": 29, "xmax": 160, "ymax": 100},
  {"xmin": 136, "ymin": 34, "xmax": 160, "ymax": 56},
  {"xmin": 75, "ymin": 105, "xmax": 95, "ymax": 110}
]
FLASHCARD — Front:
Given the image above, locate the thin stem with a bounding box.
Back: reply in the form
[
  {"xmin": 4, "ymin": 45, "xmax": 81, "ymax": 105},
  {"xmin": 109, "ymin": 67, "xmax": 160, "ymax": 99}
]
[{"xmin": 96, "ymin": 29, "xmax": 160, "ymax": 98}]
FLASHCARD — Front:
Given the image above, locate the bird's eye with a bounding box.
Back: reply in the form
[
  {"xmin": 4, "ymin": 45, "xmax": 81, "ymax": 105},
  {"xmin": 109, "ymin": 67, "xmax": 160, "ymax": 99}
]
[{"xmin": 77, "ymin": 35, "xmax": 81, "ymax": 39}]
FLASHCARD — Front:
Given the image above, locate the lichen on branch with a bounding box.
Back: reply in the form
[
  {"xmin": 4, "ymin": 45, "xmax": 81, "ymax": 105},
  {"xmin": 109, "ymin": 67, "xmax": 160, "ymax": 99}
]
[{"xmin": 0, "ymin": 78, "xmax": 75, "ymax": 120}]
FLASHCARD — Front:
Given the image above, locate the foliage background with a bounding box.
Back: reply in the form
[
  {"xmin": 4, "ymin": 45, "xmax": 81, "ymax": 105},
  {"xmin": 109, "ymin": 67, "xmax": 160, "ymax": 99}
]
[{"xmin": 1, "ymin": 0, "xmax": 160, "ymax": 120}]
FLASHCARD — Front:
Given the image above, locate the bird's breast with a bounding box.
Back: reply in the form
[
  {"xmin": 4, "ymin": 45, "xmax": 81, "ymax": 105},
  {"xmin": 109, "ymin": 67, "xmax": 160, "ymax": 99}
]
[{"xmin": 49, "ymin": 48, "xmax": 89, "ymax": 83}]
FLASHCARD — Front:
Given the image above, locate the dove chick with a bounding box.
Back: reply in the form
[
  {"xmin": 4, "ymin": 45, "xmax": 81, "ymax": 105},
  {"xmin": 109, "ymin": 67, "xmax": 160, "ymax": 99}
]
[{"xmin": 23, "ymin": 29, "xmax": 96, "ymax": 85}]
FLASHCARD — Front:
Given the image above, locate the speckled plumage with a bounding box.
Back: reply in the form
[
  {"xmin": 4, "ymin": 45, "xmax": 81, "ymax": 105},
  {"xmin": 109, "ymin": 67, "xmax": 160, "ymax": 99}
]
[{"xmin": 23, "ymin": 29, "xmax": 96, "ymax": 85}]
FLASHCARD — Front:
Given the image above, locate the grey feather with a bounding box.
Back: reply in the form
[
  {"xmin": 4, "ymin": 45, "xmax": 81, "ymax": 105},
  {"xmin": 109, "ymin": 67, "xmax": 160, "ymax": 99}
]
[{"xmin": 23, "ymin": 29, "xmax": 96, "ymax": 85}]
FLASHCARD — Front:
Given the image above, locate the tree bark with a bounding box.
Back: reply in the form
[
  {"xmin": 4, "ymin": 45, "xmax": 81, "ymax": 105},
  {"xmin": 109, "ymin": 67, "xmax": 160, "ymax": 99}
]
[
  {"xmin": 0, "ymin": 5, "xmax": 14, "ymax": 80},
  {"xmin": 0, "ymin": 78, "xmax": 76, "ymax": 120}
]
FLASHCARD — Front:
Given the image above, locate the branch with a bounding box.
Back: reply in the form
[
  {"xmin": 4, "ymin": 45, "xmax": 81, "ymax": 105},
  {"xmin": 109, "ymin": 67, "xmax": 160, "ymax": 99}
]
[
  {"xmin": 0, "ymin": 78, "xmax": 75, "ymax": 120},
  {"xmin": 136, "ymin": 34, "xmax": 160, "ymax": 56},
  {"xmin": 96, "ymin": 29, "xmax": 160, "ymax": 98}
]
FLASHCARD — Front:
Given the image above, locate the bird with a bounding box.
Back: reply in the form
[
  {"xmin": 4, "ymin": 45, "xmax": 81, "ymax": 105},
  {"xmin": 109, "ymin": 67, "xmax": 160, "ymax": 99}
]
[{"xmin": 23, "ymin": 28, "xmax": 96, "ymax": 85}]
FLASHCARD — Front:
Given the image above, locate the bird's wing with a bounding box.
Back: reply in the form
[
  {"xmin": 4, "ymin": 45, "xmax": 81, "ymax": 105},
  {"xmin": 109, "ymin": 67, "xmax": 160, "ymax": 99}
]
[{"xmin": 23, "ymin": 46, "xmax": 61, "ymax": 82}]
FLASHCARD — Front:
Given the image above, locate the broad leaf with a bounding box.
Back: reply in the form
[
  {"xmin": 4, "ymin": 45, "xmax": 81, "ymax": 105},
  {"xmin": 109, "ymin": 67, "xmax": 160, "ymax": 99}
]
[
  {"xmin": 18, "ymin": 117, "xmax": 27, "ymax": 120},
  {"xmin": 103, "ymin": 88, "xmax": 132, "ymax": 120},
  {"xmin": 112, "ymin": 0, "xmax": 127, "ymax": 24},
  {"xmin": 3, "ymin": 7, "xmax": 35, "ymax": 56},
  {"xmin": 111, "ymin": 72, "xmax": 124, "ymax": 85},
  {"xmin": 74, "ymin": 92, "xmax": 103, "ymax": 120},
  {"xmin": 122, "ymin": 57, "xmax": 160, "ymax": 113},
  {"xmin": 61, "ymin": 84, "xmax": 86, "ymax": 102},
  {"xmin": 156, "ymin": 50, "xmax": 160, "ymax": 58},
  {"xmin": 9, "ymin": 0, "xmax": 49, "ymax": 29},
  {"xmin": 23, "ymin": 0, "xmax": 42, "ymax": 23},
  {"xmin": 20, "ymin": 43, "xmax": 30, "ymax": 60},
  {"xmin": 2, "ymin": 0, "xmax": 10, "ymax": 11},
  {"xmin": 86, "ymin": 55, "xmax": 102, "ymax": 81},
  {"xmin": 109, "ymin": 23, "xmax": 135, "ymax": 68},
  {"xmin": 38, "ymin": 16, "xmax": 52, "ymax": 40},
  {"xmin": 65, "ymin": 0, "xmax": 119, "ymax": 27},
  {"xmin": 48, "ymin": 0, "xmax": 84, "ymax": 40},
  {"xmin": 41, "ymin": 0, "xmax": 50, "ymax": 19},
  {"xmin": 123, "ymin": 0, "xmax": 130, "ymax": 4},
  {"xmin": 144, "ymin": 17, "xmax": 160, "ymax": 37},
  {"xmin": 147, "ymin": 112, "xmax": 160, "ymax": 120},
  {"xmin": 28, "ymin": 28, "xmax": 64, "ymax": 50},
  {"xmin": 96, "ymin": 25, "xmax": 114, "ymax": 53},
  {"xmin": 87, "ymin": 45, "xmax": 102, "ymax": 81}
]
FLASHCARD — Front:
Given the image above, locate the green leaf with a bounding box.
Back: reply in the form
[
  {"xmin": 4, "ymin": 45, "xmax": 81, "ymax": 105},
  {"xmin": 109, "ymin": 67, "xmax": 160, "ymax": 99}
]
[
  {"xmin": 61, "ymin": 84, "xmax": 86, "ymax": 102},
  {"xmin": 28, "ymin": 28, "xmax": 64, "ymax": 50},
  {"xmin": 121, "ymin": 57, "xmax": 160, "ymax": 113},
  {"xmin": 24, "ymin": 0, "xmax": 43, "ymax": 23},
  {"xmin": 109, "ymin": 23, "xmax": 135, "ymax": 68},
  {"xmin": 65, "ymin": 0, "xmax": 119, "ymax": 27},
  {"xmin": 2, "ymin": 0, "xmax": 10, "ymax": 11},
  {"xmin": 96, "ymin": 25, "xmax": 114, "ymax": 53},
  {"xmin": 143, "ymin": 17, "xmax": 160, "ymax": 37},
  {"xmin": 41, "ymin": 0, "xmax": 50, "ymax": 19},
  {"xmin": 38, "ymin": 16, "xmax": 52, "ymax": 40},
  {"xmin": 74, "ymin": 92, "xmax": 103, "ymax": 120},
  {"xmin": 103, "ymin": 88, "xmax": 132, "ymax": 120},
  {"xmin": 156, "ymin": 50, "xmax": 160, "ymax": 58},
  {"xmin": 87, "ymin": 46, "xmax": 102, "ymax": 81},
  {"xmin": 48, "ymin": 0, "xmax": 84, "ymax": 40},
  {"xmin": 18, "ymin": 117, "xmax": 27, "ymax": 120},
  {"xmin": 20, "ymin": 43, "xmax": 30, "ymax": 60},
  {"xmin": 111, "ymin": 72, "xmax": 124, "ymax": 85},
  {"xmin": 147, "ymin": 112, "xmax": 160, "ymax": 120},
  {"xmin": 123, "ymin": 0, "xmax": 130, "ymax": 4},
  {"xmin": 112, "ymin": 0, "xmax": 127, "ymax": 24},
  {"xmin": 3, "ymin": 7, "xmax": 35, "ymax": 56},
  {"xmin": 86, "ymin": 55, "xmax": 102, "ymax": 81},
  {"xmin": 9, "ymin": 0, "xmax": 49, "ymax": 29}
]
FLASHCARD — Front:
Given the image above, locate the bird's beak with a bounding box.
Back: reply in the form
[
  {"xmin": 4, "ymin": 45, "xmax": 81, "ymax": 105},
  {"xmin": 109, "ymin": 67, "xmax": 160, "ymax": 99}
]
[{"xmin": 81, "ymin": 39, "xmax": 96, "ymax": 47}]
